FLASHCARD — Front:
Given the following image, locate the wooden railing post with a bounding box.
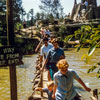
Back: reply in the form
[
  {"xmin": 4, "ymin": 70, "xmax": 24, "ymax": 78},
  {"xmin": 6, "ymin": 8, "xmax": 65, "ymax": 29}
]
[{"xmin": 40, "ymin": 72, "xmax": 43, "ymax": 97}]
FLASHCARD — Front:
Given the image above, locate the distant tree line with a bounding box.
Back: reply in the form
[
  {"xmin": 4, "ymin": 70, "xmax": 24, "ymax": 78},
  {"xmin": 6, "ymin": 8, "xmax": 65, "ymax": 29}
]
[
  {"xmin": 25, "ymin": 0, "xmax": 64, "ymax": 27},
  {"xmin": 0, "ymin": 0, "xmax": 6, "ymax": 36},
  {"xmin": 39, "ymin": 0, "xmax": 64, "ymax": 19},
  {"xmin": 0, "ymin": 0, "xmax": 24, "ymax": 35},
  {"xmin": 0, "ymin": 0, "xmax": 64, "ymax": 35}
]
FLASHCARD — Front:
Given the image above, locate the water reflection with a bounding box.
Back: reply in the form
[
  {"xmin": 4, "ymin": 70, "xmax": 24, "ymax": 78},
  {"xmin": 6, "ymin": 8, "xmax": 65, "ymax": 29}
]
[{"xmin": 0, "ymin": 49, "xmax": 100, "ymax": 100}]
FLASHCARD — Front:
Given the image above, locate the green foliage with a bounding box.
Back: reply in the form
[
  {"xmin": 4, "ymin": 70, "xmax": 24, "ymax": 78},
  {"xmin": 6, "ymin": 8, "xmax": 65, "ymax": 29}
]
[
  {"xmin": 15, "ymin": 38, "xmax": 39, "ymax": 55},
  {"xmin": 28, "ymin": 9, "xmax": 34, "ymax": 25},
  {"xmin": 88, "ymin": 44, "xmax": 96, "ymax": 56},
  {"xmin": 0, "ymin": 0, "xmax": 7, "ymax": 35},
  {"xmin": 0, "ymin": 0, "xmax": 25, "ymax": 34},
  {"xmin": 0, "ymin": 37, "xmax": 7, "ymax": 45},
  {"xmin": 15, "ymin": 22, "xmax": 23, "ymax": 30},
  {"xmin": 64, "ymin": 35, "xmax": 73, "ymax": 42},
  {"xmin": 58, "ymin": 25, "xmax": 69, "ymax": 39},
  {"xmin": 87, "ymin": 66, "xmax": 97, "ymax": 73},
  {"xmin": 97, "ymin": 69, "xmax": 100, "ymax": 78},
  {"xmin": 77, "ymin": 25, "xmax": 100, "ymax": 78},
  {"xmin": 13, "ymin": 0, "xmax": 24, "ymax": 23},
  {"xmin": 0, "ymin": 43, "xmax": 3, "ymax": 46},
  {"xmin": 77, "ymin": 45, "xmax": 83, "ymax": 52},
  {"xmin": 65, "ymin": 24, "xmax": 100, "ymax": 51},
  {"xmin": 47, "ymin": 14, "xmax": 55, "ymax": 23},
  {"xmin": 64, "ymin": 24, "xmax": 100, "ymax": 78},
  {"xmin": 77, "ymin": 25, "xmax": 100, "ymax": 52},
  {"xmin": 87, "ymin": 65, "xmax": 100, "ymax": 78}
]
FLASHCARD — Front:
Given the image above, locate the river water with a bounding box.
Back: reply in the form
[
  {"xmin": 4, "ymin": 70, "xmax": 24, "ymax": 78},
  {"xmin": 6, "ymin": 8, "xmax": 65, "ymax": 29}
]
[{"xmin": 0, "ymin": 48, "xmax": 100, "ymax": 100}]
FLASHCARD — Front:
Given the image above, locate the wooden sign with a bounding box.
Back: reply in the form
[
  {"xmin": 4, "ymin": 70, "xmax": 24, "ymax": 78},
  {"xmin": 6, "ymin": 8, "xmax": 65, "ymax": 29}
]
[{"xmin": 0, "ymin": 46, "xmax": 23, "ymax": 67}]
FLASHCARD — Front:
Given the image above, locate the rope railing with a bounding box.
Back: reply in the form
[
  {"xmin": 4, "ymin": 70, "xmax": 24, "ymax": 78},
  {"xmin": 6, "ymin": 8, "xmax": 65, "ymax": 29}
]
[{"xmin": 28, "ymin": 54, "xmax": 43, "ymax": 100}]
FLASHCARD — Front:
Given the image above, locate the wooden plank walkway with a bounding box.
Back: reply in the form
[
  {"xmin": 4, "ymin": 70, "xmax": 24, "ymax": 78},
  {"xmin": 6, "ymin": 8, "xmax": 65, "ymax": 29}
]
[{"xmin": 30, "ymin": 71, "xmax": 48, "ymax": 100}]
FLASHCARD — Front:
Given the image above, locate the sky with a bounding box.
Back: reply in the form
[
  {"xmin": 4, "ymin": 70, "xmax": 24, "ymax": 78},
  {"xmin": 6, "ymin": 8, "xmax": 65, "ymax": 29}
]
[{"xmin": 22, "ymin": 0, "xmax": 100, "ymax": 15}]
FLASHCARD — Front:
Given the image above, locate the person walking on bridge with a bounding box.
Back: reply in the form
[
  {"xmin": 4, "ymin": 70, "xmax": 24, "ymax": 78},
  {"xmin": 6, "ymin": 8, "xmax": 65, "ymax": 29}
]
[
  {"xmin": 52, "ymin": 59, "xmax": 91, "ymax": 100},
  {"xmin": 41, "ymin": 38, "xmax": 65, "ymax": 80},
  {"xmin": 40, "ymin": 37, "xmax": 53, "ymax": 81}
]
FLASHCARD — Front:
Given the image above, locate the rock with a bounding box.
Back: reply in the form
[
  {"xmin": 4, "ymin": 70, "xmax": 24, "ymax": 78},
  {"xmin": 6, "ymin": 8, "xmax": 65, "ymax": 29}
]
[{"xmin": 71, "ymin": 0, "xmax": 99, "ymax": 21}]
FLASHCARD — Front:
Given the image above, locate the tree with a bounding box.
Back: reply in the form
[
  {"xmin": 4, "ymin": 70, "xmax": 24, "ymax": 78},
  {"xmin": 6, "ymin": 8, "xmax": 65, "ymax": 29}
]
[
  {"xmin": 13, "ymin": 0, "xmax": 25, "ymax": 23},
  {"xmin": 20, "ymin": 8, "xmax": 26, "ymax": 21},
  {"xmin": 0, "ymin": 0, "xmax": 6, "ymax": 35},
  {"xmin": 35, "ymin": 12, "xmax": 41, "ymax": 20},
  {"xmin": 39, "ymin": 0, "xmax": 53, "ymax": 15},
  {"xmin": 0, "ymin": 0, "xmax": 25, "ymax": 34},
  {"xmin": 52, "ymin": 0, "xmax": 63, "ymax": 18},
  {"xmin": 35, "ymin": 12, "xmax": 46, "ymax": 20},
  {"xmin": 39, "ymin": 0, "xmax": 64, "ymax": 18},
  {"xmin": 40, "ymin": 12, "xmax": 45, "ymax": 20},
  {"xmin": 27, "ymin": 13, "xmax": 30, "ymax": 21},
  {"xmin": 29, "ymin": 9, "xmax": 34, "ymax": 25},
  {"xmin": 59, "ymin": 6, "xmax": 64, "ymax": 18}
]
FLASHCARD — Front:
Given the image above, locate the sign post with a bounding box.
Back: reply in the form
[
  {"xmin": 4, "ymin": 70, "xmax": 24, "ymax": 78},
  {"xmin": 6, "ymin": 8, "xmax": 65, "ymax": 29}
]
[
  {"xmin": 0, "ymin": 46, "xmax": 23, "ymax": 67},
  {"xmin": 6, "ymin": 0, "xmax": 17, "ymax": 100}
]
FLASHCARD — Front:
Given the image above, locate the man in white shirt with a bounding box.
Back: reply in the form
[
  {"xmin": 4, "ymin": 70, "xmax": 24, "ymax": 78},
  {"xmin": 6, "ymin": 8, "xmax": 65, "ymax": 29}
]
[
  {"xmin": 40, "ymin": 38, "xmax": 53, "ymax": 60},
  {"xmin": 40, "ymin": 37, "xmax": 53, "ymax": 80}
]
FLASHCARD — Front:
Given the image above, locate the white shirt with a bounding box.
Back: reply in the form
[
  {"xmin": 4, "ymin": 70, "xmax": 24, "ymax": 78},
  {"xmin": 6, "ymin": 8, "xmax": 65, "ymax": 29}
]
[{"xmin": 40, "ymin": 43, "xmax": 53, "ymax": 58}]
